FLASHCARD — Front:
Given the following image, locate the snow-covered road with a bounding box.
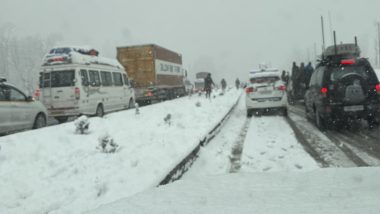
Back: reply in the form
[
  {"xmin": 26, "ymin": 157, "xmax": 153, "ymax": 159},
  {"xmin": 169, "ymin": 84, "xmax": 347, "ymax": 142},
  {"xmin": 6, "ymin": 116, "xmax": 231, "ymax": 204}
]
[
  {"xmin": 241, "ymin": 116, "xmax": 318, "ymax": 172},
  {"xmin": 184, "ymin": 97, "xmax": 319, "ymax": 179}
]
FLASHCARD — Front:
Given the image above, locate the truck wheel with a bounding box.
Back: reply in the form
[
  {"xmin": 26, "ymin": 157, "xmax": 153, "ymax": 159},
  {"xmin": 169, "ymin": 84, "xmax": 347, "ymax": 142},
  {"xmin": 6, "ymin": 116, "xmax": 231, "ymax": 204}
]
[
  {"xmin": 96, "ymin": 104, "xmax": 104, "ymax": 117},
  {"xmin": 55, "ymin": 116, "xmax": 68, "ymax": 123}
]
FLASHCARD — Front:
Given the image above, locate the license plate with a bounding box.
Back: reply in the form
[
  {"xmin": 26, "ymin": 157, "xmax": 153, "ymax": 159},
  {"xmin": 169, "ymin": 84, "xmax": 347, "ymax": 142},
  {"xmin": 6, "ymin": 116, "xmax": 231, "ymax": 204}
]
[
  {"xmin": 344, "ymin": 105, "xmax": 364, "ymax": 112},
  {"xmin": 259, "ymin": 91, "xmax": 271, "ymax": 95}
]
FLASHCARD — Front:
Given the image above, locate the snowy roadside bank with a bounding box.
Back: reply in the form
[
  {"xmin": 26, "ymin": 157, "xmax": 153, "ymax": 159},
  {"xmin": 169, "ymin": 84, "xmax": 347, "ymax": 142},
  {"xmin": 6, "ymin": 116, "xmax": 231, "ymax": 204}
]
[
  {"xmin": 0, "ymin": 89, "xmax": 241, "ymax": 214},
  {"xmin": 86, "ymin": 166, "xmax": 380, "ymax": 214}
]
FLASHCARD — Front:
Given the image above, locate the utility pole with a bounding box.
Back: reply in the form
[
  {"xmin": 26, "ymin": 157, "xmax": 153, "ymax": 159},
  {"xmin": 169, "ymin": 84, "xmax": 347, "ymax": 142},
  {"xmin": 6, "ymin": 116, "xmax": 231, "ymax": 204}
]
[
  {"xmin": 377, "ymin": 22, "xmax": 380, "ymax": 67},
  {"xmin": 375, "ymin": 38, "xmax": 378, "ymax": 66}
]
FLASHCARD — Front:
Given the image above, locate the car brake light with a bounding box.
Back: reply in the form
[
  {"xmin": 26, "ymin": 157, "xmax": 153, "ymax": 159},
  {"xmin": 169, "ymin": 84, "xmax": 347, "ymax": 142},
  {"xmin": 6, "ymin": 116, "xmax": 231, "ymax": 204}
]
[
  {"xmin": 74, "ymin": 87, "xmax": 80, "ymax": 99},
  {"xmin": 278, "ymin": 85, "xmax": 286, "ymax": 91},
  {"xmin": 245, "ymin": 87, "xmax": 254, "ymax": 93},
  {"xmin": 376, "ymin": 84, "xmax": 380, "ymax": 94},
  {"xmin": 34, "ymin": 88, "xmax": 41, "ymax": 99},
  {"xmin": 340, "ymin": 59, "xmax": 356, "ymax": 65}
]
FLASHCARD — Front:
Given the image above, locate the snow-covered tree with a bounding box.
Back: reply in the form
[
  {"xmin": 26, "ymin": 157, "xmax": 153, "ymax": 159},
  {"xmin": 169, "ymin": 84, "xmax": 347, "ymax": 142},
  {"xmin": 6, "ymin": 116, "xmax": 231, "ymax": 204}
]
[
  {"xmin": 97, "ymin": 133, "xmax": 119, "ymax": 153},
  {"xmin": 0, "ymin": 23, "xmax": 62, "ymax": 94},
  {"xmin": 74, "ymin": 116, "xmax": 90, "ymax": 134}
]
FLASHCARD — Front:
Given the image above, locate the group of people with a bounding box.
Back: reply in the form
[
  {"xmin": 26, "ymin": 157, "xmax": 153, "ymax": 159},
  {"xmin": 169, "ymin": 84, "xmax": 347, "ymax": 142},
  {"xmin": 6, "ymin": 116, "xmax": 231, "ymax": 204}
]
[
  {"xmin": 203, "ymin": 73, "xmax": 241, "ymax": 99},
  {"xmin": 290, "ymin": 61, "xmax": 314, "ymax": 100}
]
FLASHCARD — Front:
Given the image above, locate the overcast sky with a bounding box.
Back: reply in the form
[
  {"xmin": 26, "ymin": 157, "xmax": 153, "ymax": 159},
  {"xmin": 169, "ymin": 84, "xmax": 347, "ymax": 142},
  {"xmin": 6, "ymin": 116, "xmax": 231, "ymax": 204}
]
[{"xmin": 1, "ymin": 0, "xmax": 380, "ymax": 82}]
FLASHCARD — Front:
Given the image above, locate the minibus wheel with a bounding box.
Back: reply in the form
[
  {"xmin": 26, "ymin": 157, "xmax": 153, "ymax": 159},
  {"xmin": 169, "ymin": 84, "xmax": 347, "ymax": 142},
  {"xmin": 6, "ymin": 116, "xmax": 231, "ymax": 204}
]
[{"xmin": 96, "ymin": 104, "xmax": 104, "ymax": 117}]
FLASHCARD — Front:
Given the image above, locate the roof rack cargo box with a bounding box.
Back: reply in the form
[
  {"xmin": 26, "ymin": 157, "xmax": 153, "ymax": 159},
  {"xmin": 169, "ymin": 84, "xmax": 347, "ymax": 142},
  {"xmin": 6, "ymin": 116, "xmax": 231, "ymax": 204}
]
[{"xmin": 323, "ymin": 43, "xmax": 360, "ymax": 59}]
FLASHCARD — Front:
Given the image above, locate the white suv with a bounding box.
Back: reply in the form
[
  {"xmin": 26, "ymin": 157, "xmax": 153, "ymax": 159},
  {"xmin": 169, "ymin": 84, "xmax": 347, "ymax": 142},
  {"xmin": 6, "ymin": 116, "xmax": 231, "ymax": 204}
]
[
  {"xmin": 0, "ymin": 78, "xmax": 48, "ymax": 135},
  {"xmin": 245, "ymin": 69, "xmax": 288, "ymax": 117}
]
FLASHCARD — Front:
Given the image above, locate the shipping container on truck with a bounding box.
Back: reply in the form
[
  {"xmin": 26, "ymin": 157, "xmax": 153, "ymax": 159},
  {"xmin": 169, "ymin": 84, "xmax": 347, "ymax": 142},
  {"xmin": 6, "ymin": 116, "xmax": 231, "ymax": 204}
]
[{"xmin": 117, "ymin": 44, "xmax": 186, "ymax": 104}]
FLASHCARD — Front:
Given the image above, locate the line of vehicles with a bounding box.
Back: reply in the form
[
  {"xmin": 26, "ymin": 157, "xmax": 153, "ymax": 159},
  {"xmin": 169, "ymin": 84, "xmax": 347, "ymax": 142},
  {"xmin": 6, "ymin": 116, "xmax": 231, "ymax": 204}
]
[
  {"xmin": 245, "ymin": 41, "xmax": 380, "ymax": 131},
  {"xmin": 1, "ymin": 44, "xmax": 190, "ymax": 135}
]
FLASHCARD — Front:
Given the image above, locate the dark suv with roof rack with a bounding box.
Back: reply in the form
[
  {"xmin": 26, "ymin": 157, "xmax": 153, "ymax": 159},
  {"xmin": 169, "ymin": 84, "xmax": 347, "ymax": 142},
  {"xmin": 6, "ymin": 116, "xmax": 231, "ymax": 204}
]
[{"xmin": 305, "ymin": 43, "xmax": 380, "ymax": 130}]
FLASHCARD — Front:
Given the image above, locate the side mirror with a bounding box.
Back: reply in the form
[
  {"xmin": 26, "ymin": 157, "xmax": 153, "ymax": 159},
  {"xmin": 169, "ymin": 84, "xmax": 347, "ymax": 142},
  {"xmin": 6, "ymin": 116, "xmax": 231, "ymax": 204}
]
[{"xmin": 26, "ymin": 96, "xmax": 34, "ymax": 102}]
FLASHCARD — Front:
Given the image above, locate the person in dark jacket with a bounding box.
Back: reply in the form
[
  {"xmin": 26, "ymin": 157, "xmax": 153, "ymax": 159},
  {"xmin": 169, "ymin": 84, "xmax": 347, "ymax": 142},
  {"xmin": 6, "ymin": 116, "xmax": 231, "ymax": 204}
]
[
  {"xmin": 235, "ymin": 78, "xmax": 240, "ymax": 89},
  {"xmin": 304, "ymin": 62, "xmax": 314, "ymax": 87},
  {"xmin": 221, "ymin": 78, "xmax": 227, "ymax": 92},
  {"xmin": 291, "ymin": 62, "xmax": 300, "ymax": 96},
  {"xmin": 298, "ymin": 62, "xmax": 306, "ymax": 98},
  {"xmin": 204, "ymin": 73, "xmax": 215, "ymax": 99}
]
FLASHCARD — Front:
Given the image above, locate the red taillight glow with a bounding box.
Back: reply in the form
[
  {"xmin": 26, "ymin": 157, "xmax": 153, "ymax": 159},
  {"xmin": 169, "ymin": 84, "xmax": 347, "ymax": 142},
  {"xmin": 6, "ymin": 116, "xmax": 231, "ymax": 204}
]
[
  {"xmin": 245, "ymin": 87, "xmax": 254, "ymax": 93},
  {"xmin": 278, "ymin": 85, "xmax": 286, "ymax": 91},
  {"xmin": 74, "ymin": 87, "xmax": 80, "ymax": 99},
  {"xmin": 340, "ymin": 59, "xmax": 356, "ymax": 65},
  {"xmin": 376, "ymin": 84, "xmax": 380, "ymax": 94},
  {"xmin": 34, "ymin": 88, "xmax": 41, "ymax": 97},
  {"xmin": 147, "ymin": 91, "xmax": 153, "ymax": 97},
  {"xmin": 53, "ymin": 57, "xmax": 65, "ymax": 62},
  {"xmin": 321, "ymin": 87, "xmax": 328, "ymax": 94}
]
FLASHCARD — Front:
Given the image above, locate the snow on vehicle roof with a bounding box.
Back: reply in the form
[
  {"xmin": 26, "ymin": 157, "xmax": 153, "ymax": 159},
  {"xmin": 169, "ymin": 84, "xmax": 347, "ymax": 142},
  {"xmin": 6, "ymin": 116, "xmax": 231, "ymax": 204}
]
[
  {"xmin": 249, "ymin": 68, "xmax": 280, "ymax": 78},
  {"xmin": 42, "ymin": 46, "xmax": 123, "ymax": 69}
]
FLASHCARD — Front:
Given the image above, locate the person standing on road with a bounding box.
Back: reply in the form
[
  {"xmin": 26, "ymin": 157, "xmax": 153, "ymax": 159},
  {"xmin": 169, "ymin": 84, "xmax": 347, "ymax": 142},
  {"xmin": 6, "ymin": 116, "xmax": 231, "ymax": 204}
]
[
  {"xmin": 298, "ymin": 62, "xmax": 306, "ymax": 97},
  {"xmin": 235, "ymin": 78, "xmax": 240, "ymax": 89},
  {"xmin": 304, "ymin": 62, "xmax": 314, "ymax": 87},
  {"xmin": 291, "ymin": 62, "xmax": 300, "ymax": 98},
  {"xmin": 221, "ymin": 78, "xmax": 227, "ymax": 93},
  {"xmin": 204, "ymin": 73, "xmax": 215, "ymax": 99}
]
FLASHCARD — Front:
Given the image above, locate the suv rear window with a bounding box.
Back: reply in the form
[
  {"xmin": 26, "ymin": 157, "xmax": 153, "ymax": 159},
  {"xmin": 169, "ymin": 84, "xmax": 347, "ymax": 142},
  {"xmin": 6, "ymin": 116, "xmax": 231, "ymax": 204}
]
[
  {"xmin": 51, "ymin": 70, "xmax": 75, "ymax": 88},
  {"xmin": 330, "ymin": 66, "xmax": 369, "ymax": 82},
  {"xmin": 250, "ymin": 76, "xmax": 280, "ymax": 84}
]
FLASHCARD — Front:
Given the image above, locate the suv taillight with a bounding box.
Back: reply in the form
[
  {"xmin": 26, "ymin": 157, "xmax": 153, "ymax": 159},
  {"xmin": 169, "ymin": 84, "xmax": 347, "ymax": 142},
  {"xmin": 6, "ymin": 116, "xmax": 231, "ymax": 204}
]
[
  {"xmin": 277, "ymin": 85, "xmax": 286, "ymax": 91},
  {"xmin": 245, "ymin": 87, "xmax": 254, "ymax": 93},
  {"xmin": 321, "ymin": 87, "xmax": 328, "ymax": 97},
  {"xmin": 376, "ymin": 84, "xmax": 380, "ymax": 95},
  {"xmin": 74, "ymin": 87, "xmax": 80, "ymax": 99}
]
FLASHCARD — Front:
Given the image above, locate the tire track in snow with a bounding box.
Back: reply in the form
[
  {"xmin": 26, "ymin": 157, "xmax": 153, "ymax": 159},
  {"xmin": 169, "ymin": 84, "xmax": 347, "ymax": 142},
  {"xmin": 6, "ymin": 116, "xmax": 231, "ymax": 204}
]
[
  {"xmin": 229, "ymin": 118, "xmax": 250, "ymax": 173},
  {"xmin": 288, "ymin": 105, "xmax": 380, "ymax": 167}
]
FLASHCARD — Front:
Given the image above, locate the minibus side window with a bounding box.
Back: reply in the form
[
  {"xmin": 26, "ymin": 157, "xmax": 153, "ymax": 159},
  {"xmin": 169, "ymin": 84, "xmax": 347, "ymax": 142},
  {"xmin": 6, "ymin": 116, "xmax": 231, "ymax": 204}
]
[
  {"xmin": 101, "ymin": 71, "xmax": 113, "ymax": 86},
  {"xmin": 80, "ymin": 70, "xmax": 89, "ymax": 86},
  {"xmin": 122, "ymin": 74, "xmax": 129, "ymax": 86},
  {"xmin": 113, "ymin": 72, "xmax": 123, "ymax": 86},
  {"xmin": 89, "ymin": 70, "xmax": 101, "ymax": 86}
]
